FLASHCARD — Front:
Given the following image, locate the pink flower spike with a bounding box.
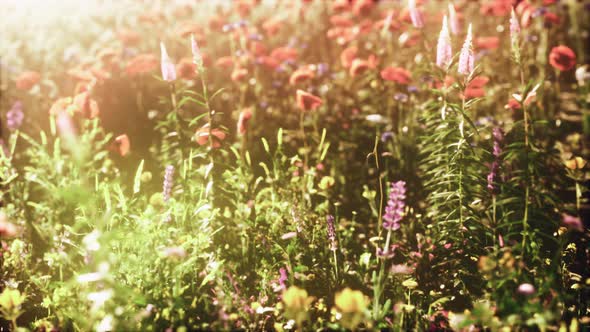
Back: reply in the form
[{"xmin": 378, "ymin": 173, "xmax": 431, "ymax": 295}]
[
  {"xmin": 562, "ymin": 213, "xmax": 584, "ymax": 232},
  {"xmin": 448, "ymin": 3, "xmax": 460, "ymax": 35},
  {"xmin": 191, "ymin": 34, "xmax": 203, "ymax": 68},
  {"xmin": 160, "ymin": 42, "xmax": 176, "ymax": 82},
  {"xmin": 436, "ymin": 15, "xmax": 452, "ymax": 68},
  {"xmin": 408, "ymin": 0, "xmax": 424, "ymax": 29},
  {"xmin": 517, "ymin": 283, "xmax": 535, "ymax": 295},
  {"xmin": 281, "ymin": 232, "xmax": 297, "ymax": 240},
  {"xmin": 458, "ymin": 23, "xmax": 474, "ymax": 75}
]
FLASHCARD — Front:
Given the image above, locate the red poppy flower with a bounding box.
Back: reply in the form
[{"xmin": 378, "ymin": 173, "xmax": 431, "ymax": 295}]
[
  {"xmin": 257, "ymin": 56, "xmax": 280, "ymax": 70},
  {"xmin": 0, "ymin": 214, "xmax": 18, "ymax": 238},
  {"xmin": 262, "ymin": 18, "xmax": 283, "ymax": 36},
  {"xmin": 475, "ymin": 37, "xmax": 500, "ymax": 50},
  {"xmin": 296, "ymin": 90, "xmax": 323, "ymax": 112},
  {"xmin": 349, "ymin": 55, "xmax": 377, "ymax": 77},
  {"xmin": 270, "ymin": 47, "xmax": 298, "ymax": 62},
  {"xmin": 115, "ymin": 134, "xmax": 130, "ymax": 156},
  {"xmin": 125, "ymin": 54, "xmax": 158, "ymax": 76},
  {"xmin": 352, "ymin": 0, "xmax": 375, "ymax": 16},
  {"xmin": 330, "ymin": 15, "xmax": 355, "ymax": 27},
  {"xmin": 327, "ymin": 27, "xmax": 356, "ymax": 44},
  {"xmin": 231, "ymin": 67, "xmax": 249, "ymax": 82},
  {"xmin": 49, "ymin": 97, "xmax": 73, "ymax": 116},
  {"xmin": 463, "ymin": 76, "xmax": 489, "ymax": 99},
  {"xmin": 505, "ymin": 98, "xmax": 521, "ymax": 110},
  {"xmin": 209, "ymin": 15, "xmax": 225, "ymax": 32},
  {"xmin": 138, "ymin": 11, "xmax": 164, "ymax": 25},
  {"xmin": 332, "ymin": 0, "xmax": 351, "ymax": 12},
  {"xmin": 237, "ymin": 108, "xmax": 253, "ymax": 135},
  {"xmin": 195, "ymin": 124, "xmax": 226, "ymax": 148},
  {"xmin": 544, "ymin": 12, "xmax": 560, "ymax": 25},
  {"xmin": 176, "ymin": 58, "xmax": 197, "ymax": 80},
  {"xmin": 340, "ymin": 46, "xmax": 358, "ymax": 68},
  {"xmin": 249, "ymin": 41, "xmax": 267, "ymax": 57},
  {"xmin": 215, "ymin": 56, "xmax": 234, "ymax": 69},
  {"xmin": 549, "ymin": 45, "xmax": 576, "ymax": 71},
  {"xmin": 73, "ymin": 92, "xmax": 100, "ymax": 119},
  {"xmin": 15, "ymin": 71, "xmax": 40, "ymax": 90},
  {"xmin": 380, "ymin": 67, "xmax": 411, "ymax": 85},
  {"xmin": 117, "ymin": 29, "xmax": 141, "ymax": 46},
  {"xmin": 289, "ymin": 67, "xmax": 315, "ymax": 85}
]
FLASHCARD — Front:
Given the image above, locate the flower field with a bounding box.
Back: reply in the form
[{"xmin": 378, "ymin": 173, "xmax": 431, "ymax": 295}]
[{"xmin": 1, "ymin": 0, "xmax": 589, "ymax": 330}]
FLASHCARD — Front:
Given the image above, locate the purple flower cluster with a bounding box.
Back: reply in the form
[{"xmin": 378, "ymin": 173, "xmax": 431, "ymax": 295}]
[
  {"xmin": 163, "ymin": 165, "xmax": 174, "ymax": 203},
  {"xmin": 326, "ymin": 215, "xmax": 337, "ymax": 251},
  {"xmin": 383, "ymin": 181, "xmax": 406, "ymax": 231},
  {"xmin": 487, "ymin": 128, "xmax": 504, "ymax": 192},
  {"xmin": 6, "ymin": 101, "xmax": 24, "ymax": 131}
]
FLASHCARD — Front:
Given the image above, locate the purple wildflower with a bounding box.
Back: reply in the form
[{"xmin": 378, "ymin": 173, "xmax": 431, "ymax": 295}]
[
  {"xmin": 163, "ymin": 165, "xmax": 174, "ymax": 203},
  {"xmin": 436, "ymin": 15, "xmax": 453, "ymax": 68},
  {"xmin": 326, "ymin": 215, "xmax": 337, "ymax": 251},
  {"xmin": 458, "ymin": 24, "xmax": 474, "ymax": 75},
  {"xmin": 510, "ymin": 8, "xmax": 521, "ymax": 35},
  {"xmin": 6, "ymin": 101, "xmax": 24, "ymax": 131},
  {"xmin": 383, "ymin": 181, "xmax": 406, "ymax": 231},
  {"xmin": 160, "ymin": 42, "xmax": 176, "ymax": 82},
  {"xmin": 408, "ymin": 0, "xmax": 424, "ymax": 28},
  {"xmin": 487, "ymin": 127, "xmax": 504, "ymax": 192}
]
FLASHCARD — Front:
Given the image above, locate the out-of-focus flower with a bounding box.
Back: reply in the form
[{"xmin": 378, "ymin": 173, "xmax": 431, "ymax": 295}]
[
  {"xmin": 270, "ymin": 46, "xmax": 298, "ymax": 62},
  {"xmin": 195, "ymin": 124, "xmax": 226, "ymax": 148},
  {"xmin": 114, "ymin": 134, "xmax": 130, "ymax": 156},
  {"xmin": 562, "ymin": 214, "xmax": 584, "ymax": 232},
  {"xmin": 349, "ymin": 55, "xmax": 377, "ymax": 77},
  {"xmin": 544, "ymin": 12, "xmax": 560, "ymax": 25},
  {"xmin": 160, "ymin": 42, "xmax": 176, "ymax": 82},
  {"xmin": 15, "ymin": 71, "xmax": 40, "ymax": 90},
  {"xmin": 512, "ymin": 83, "xmax": 540, "ymax": 106},
  {"xmin": 549, "ymin": 45, "xmax": 576, "ymax": 71},
  {"xmin": 0, "ymin": 212, "xmax": 18, "ymax": 238},
  {"xmin": 296, "ymin": 90, "xmax": 323, "ymax": 112},
  {"xmin": 125, "ymin": 54, "xmax": 158, "ymax": 76},
  {"xmin": 231, "ymin": 67, "xmax": 249, "ymax": 82},
  {"xmin": 282, "ymin": 286, "xmax": 314, "ymax": 326},
  {"xmin": 390, "ymin": 264, "xmax": 414, "ymax": 275},
  {"xmin": 408, "ymin": 0, "xmax": 424, "ymax": 28},
  {"xmin": 117, "ymin": 28, "xmax": 140, "ymax": 46},
  {"xmin": 281, "ymin": 232, "xmax": 297, "ymax": 240},
  {"xmin": 6, "ymin": 101, "xmax": 24, "ymax": 131},
  {"xmin": 73, "ymin": 91, "xmax": 100, "ymax": 119},
  {"xmin": 463, "ymin": 76, "xmax": 489, "ymax": 99},
  {"xmin": 163, "ymin": 165, "xmax": 174, "ymax": 203},
  {"xmin": 448, "ymin": 3, "xmax": 460, "ymax": 34},
  {"xmin": 290, "ymin": 67, "xmax": 315, "ymax": 85},
  {"xmin": 161, "ymin": 246, "xmax": 186, "ymax": 259},
  {"xmin": 576, "ymin": 65, "xmax": 590, "ymax": 86},
  {"xmin": 380, "ymin": 67, "xmax": 411, "ymax": 85},
  {"xmin": 458, "ymin": 24, "xmax": 474, "ymax": 75},
  {"xmin": 215, "ymin": 56, "xmax": 234, "ymax": 69},
  {"xmin": 191, "ymin": 34, "xmax": 203, "ymax": 68},
  {"xmin": 237, "ymin": 108, "xmax": 253, "ymax": 135},
  {"xmin": 352, "ymin": 0, "xmax": 374, "ymax": 16},
  {"xmin": 475, "ymin": 36, "xmax": 500, "ymax": 50},
  {"xmin": 383, "ymin": 181, "xmax": 406, "ymax": 231},
  {"xmin": 436, "ymin": 16, "xmax": 452, "ymax": 68},
  {"xmin": 517, "ymin": 283, "xmax": 535, "ymax": 295},
  {"xmin": 326, "ymin": 215, "xmax": 337, "ymax": 251},
  {"xmin": 565, "ymin": 156, "xmax": 587, "ymax": 170},
  {"xmin": 176, "ymin": 58, "xmax": 197, "ymax": 80},
  {"xmin": 340, "ymin": 46, "xmax": 358, "ymax": 68},
  {"xmin": 334, "ymin": 288, "xmax": 368, "ymax": 330}
]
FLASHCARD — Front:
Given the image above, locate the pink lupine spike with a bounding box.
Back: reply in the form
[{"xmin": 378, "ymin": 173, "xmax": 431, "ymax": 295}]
[
  {"xmin": 458, "ymin": 24, "xmax": 474, "ymax": 75},
  {"xmin": 436, "ymin": 15, "xmax": 452, "ymax": 68},
  {"xmin": 408, "ymin": 0, "xmax": 424, "ymax": 29},
  {"xmin": 191, "ymin": 34, "xmax": 203, "ymax": 68},
  {"xmin": 448, "ymin": 3, "xmax": 460, "ymax": 35},
  {"xmin": 160, "ymin": 42, "xmax": 176, "ymax": 82}
]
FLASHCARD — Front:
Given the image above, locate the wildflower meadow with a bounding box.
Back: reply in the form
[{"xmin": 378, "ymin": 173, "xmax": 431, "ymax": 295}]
[{"xmin": 1, "ymin": 0, "xmax": 589, "ymax": 330}]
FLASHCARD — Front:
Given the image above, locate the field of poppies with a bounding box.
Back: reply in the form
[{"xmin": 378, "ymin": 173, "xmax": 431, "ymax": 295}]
[{"xmin": 1, "ymin": 0, "xmax": 589, "ymax": 330}]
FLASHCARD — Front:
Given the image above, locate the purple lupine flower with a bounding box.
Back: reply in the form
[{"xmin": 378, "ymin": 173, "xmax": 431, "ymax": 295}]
[
  {"xmin": 448, "ymin": 3, "xmax": 460, "ymax": 35},
  {"xmin": 278, "ymin": 267, "xmax": 288, "ymax": 290},
  {"xmin": 317, "ymin": 63, "xmax": 329, "ymax": 76},
  {"xmin": 6, "ymin": 101, "xmax": 24, "ymax": 131},
  {"xmin": 394, "ymin": 93, "xmax": 409, "ymax": 102},
  {"xmin": 458, "ymin": 24, "xmax": 474, "ymax": 75},
  {"xmin": 492, "ymin": 127, "xmax": 504, "ymax": 158},
  {"xmin": 436, "ymin": 15, "xmax": 453, "ymax": 68},
  {"xmin": 383, "ymin": 181, "xmax": 406, "ymax": 231},
  {"xmin": 163, "ymin": 165, "xmax": 174, "ymax": 203},
  {"xmin": 191, "ymin": 35, "xmax": 203, "ymax": 68},
  {"xmin": 408, "ymin": 0, "xmax": 424, "ymax": 28},
  {"xmin": 160, "ymin": 42, "xmax": 176, "ymax": 82},
  {"xmin": 381, "ymin": 131, "xmax": 394, "ymax": 142},
  {"xmin": 326, "ymin": 215, "xmax": 337, "ymax": 251}
]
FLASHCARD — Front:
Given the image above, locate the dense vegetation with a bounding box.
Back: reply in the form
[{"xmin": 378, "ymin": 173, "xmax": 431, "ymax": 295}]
[{"xmin": 1, "ymin": 0, "xmax": 589, "ymax": 330}]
